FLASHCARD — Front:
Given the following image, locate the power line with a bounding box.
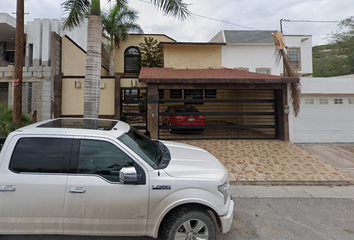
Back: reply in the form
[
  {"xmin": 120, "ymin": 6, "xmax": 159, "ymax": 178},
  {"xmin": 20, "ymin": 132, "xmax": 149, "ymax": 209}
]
[
  {"xmin": 282, "ymin": 19, "xmax": 340, "ymax": 23},
  {"xmin": 137, "ymin": 0, "xmax": 342, "ymax": 34},
  {"xmin": 190, "ymin": 13, "xmax": 257, "ymax": 30},
  {"xmin": 137, "ymin": 0, "xmax": 258, "ymax": 30},
  {"xmin": 280, "ymin": 19, "xmax": 340, "ymax": 33}
]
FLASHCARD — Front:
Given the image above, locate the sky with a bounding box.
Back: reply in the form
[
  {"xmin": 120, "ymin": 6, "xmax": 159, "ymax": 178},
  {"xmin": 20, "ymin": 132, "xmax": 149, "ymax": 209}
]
[{"xmin": 1, "ymin": 0, "xmax": 353, "ymax": 46}]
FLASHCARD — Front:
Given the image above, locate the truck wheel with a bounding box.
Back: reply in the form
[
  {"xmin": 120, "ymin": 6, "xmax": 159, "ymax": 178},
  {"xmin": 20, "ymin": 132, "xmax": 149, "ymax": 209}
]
[{"xmin": 161, "ymin": 206, "xmax": 216, "ymax": 240}]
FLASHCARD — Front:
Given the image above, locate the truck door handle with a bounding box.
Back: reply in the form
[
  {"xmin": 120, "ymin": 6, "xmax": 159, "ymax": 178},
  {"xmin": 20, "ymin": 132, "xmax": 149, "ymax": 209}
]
[
  {"xmin": 0, "ymin": 185, "xmax": 16, "ymax": 192},
  {"xmin": 69, "ymin": 187, "xmax": 86, "ymax": 194}
]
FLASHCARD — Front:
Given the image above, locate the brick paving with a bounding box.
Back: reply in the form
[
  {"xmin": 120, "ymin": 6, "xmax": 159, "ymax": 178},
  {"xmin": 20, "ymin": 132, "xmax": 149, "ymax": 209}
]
[{"xmin": 177, "ymin": 140, "xmax": 354, "ymax": 185}]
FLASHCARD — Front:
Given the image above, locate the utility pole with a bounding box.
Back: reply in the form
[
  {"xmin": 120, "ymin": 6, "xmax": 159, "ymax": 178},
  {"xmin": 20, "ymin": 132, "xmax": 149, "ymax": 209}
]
[{"xmin": 13, "ymin": 0, "xmax": 24, "ymax": 126}]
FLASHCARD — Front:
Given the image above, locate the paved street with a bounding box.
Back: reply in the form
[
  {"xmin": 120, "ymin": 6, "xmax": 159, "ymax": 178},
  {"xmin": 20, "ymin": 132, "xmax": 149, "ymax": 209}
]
[
  {"xmin": 2, "ymin": 186, "xmax": 354, "ymax": 240},
  {"xmin": 223, "ymin": 186, "xmax": 354, "ymax": 240}
]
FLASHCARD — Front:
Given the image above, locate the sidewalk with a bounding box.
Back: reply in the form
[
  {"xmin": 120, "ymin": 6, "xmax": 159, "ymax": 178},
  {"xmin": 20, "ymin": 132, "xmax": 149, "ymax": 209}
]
[
  {"xmin": 179, "ymin": 140, "xmax": 353, "ymax": 186},
  {"xmin": 230, "ymin": 185, "xmax": 354, "ymax": 198}
]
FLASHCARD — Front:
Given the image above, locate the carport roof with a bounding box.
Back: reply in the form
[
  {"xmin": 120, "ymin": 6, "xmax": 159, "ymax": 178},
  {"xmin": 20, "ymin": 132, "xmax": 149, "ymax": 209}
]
[{"xmin": 139, "ymin": 67, "xmax": 299, "ymax": 83}]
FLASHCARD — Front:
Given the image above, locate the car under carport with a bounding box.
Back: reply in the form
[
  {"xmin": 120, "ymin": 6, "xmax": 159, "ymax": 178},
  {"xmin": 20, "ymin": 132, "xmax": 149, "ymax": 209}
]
[{"xmin": 139, "ymin": 67, "xmax": 299, "ymax": 141}]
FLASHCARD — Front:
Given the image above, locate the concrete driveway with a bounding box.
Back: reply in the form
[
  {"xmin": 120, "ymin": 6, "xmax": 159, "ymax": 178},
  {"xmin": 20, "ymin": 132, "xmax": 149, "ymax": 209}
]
[
  {"xmin": 297, "ymin": 143, "xmax": 354, "ymax": 179},
  {"xmin": 177, "ymin": 140, "xmax": 353, "ymax": 185}
]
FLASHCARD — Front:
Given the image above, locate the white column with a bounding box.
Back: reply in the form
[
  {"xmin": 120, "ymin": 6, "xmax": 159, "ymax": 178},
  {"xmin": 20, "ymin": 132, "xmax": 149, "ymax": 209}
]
[
  {"xmin": 33, "ymin": 19, "xmax": 42, "ymax": 67},
  {"xmin": 41, "ymin": 19, "xmax": 51, "ymax": 67}
]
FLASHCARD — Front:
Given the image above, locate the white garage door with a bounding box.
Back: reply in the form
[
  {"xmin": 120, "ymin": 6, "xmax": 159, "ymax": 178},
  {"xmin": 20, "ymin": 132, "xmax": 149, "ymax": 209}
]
[{"xmin": 293, "ymin": 95, "xmax": 354, "ymax": 143}]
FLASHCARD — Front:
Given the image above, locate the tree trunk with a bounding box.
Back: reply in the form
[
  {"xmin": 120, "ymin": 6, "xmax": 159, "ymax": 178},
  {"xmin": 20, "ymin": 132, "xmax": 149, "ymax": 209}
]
[
  {"xmin": 13, "ymin": 0, "xmax": 24, "ymax": 126},
  {"xmin": 109, "ymin": 49, "xmax": 114, "ymax": 76},
  {"xmin": 83, "ymin": 13, "xmax": 102, "ymax": 119}
]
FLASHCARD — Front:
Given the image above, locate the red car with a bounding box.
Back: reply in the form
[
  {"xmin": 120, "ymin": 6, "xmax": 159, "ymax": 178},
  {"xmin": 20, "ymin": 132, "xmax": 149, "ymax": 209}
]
[{"xmin": 163, "ymin": 105, "xmax": 205, "ymax": 132}]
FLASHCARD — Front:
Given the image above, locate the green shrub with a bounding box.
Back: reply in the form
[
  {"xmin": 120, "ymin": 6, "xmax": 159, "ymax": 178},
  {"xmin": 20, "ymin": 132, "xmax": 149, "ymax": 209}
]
[{"xmin": 0, "ymin": 101, "xmax": 32, "ymax": 136}]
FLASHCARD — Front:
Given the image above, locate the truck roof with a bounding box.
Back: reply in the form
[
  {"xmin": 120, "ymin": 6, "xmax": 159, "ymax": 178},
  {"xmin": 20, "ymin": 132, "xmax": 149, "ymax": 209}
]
[{"xmin": 14, "ymin": 118, "xmax": 131, "ymax": 139}]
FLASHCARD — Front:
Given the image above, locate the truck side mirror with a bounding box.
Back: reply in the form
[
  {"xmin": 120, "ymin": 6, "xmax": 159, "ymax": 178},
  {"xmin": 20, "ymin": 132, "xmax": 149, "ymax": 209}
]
[{"xmin": 119, "ymin": 166, "xmax": 137, "ymax": 184}]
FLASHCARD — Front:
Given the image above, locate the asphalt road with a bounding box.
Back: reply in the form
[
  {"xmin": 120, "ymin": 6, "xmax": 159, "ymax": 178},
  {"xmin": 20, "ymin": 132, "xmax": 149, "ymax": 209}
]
[
  {"xmin": 224, "ymin": 197, "xmax": 354, "ymax": 240},
  {"xmin": 2, "ymin": 187, "xmax": 354, "ymax": 240}
]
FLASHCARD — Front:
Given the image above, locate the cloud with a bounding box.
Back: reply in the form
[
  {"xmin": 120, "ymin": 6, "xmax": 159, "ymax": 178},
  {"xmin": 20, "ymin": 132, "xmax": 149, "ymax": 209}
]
[{"xmin": 0, "ymin": 0, "xmax": 352, "ymax": 46}]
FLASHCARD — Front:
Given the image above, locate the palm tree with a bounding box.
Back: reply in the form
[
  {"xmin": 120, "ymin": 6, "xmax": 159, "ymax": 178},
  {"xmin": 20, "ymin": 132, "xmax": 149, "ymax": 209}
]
[
  {"xmin": 101, "ymin": 5, "xmax": 143, "ymax": 76},
  {"xmin": 61, "ymin": 0, "xmax": 190, "ymax": 119}
]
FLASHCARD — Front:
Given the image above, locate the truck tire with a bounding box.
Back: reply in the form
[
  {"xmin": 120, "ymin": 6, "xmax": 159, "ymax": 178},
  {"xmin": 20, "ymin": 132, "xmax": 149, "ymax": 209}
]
[{"xmin": 160, "ymin": 206, "xmax": 216, "ymax": 240}]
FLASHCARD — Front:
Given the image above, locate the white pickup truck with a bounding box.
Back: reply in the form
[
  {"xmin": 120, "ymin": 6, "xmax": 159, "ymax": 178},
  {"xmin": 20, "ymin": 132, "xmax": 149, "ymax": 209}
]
[{"xmin": 0, "ymin": 118, "xmax": 233, "ymax": 240}]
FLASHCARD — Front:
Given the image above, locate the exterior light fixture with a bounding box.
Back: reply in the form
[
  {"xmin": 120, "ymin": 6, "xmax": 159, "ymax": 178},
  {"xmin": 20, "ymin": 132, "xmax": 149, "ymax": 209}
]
[
  {"xmin": 75, "ymin": 81, "xmax": 81, "ymax": 88},
  {"xmin": 100, "ymin": 81, "xmax": 105, "ymax": 89},
  {"xmin": 131, "ymin": 79, "xmax": 137, "ymax": 87},
  {"xmin": 284, "ymin": 105, "xmax": 290, "ymax": 114}
]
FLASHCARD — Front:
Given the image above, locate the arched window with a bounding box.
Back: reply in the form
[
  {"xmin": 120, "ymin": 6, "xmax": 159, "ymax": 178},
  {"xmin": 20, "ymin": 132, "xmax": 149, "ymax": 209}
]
[{"xmin": 124, "ymin": 47, "xmax": 140, "ymax": 73}]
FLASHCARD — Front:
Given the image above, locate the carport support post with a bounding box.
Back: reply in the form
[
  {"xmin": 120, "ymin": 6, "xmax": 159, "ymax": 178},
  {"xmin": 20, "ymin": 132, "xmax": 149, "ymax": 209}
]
[
  {"xmin": 147, "ymin": 84, "xmax": 159, "ymax": 139},
  {"xmin": 275, "ymin": 87, "xmax": 289, "ymax": 141},
  {"xmin": 114, "ymin": 75, "xmax": 121, "ymax": 119}
]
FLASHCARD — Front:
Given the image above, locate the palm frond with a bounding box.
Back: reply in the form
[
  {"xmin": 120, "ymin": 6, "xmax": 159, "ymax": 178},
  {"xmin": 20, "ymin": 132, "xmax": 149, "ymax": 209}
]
[
  {"xmin": 289, "ymin": 82, "xmax": 302, "ymax": 117},
  {"xmin": 108, "ymin": 0, "xmax": 129, "ymax": 9},
  {"xmin": 275, "ymin": 48, "xmax": 302, "ymax": 117},
  {"xmin": 61, "ymin": 0, "xmax": 91, "ymax": 30},
  {"xmin": 102, "ymin": 3, "xmax": 143, "ymax": 49},
  {"xmin": 151, "ymin": 0, "xmax": 190, "ymax": 20},
  {"xmin": 0, "ymin": 101, "xmax": 32, "ymax": 136}
]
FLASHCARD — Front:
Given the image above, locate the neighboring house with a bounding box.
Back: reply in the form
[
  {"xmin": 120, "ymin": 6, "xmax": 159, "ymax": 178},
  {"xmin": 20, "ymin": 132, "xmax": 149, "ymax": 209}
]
[
  {"xmin": 0, "ymin": 14, "xmax": 110, "ymax": 121},
  {"xmin": 291, "ymin": 75, "xmax": 354, "ymax": 143},
  {"xmin": 0, "ymin": 13, "xmax": 62, "ymax": 121},
  {"xmin": 210, "ymin": 30, "xmax": 313, "ymax": 77}
]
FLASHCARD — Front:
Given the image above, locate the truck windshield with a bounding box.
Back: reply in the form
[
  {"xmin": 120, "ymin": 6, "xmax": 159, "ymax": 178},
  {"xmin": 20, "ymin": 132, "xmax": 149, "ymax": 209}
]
[{"xmin": 118, "ymin": 128, "xmax": 161, "ymax": 168}]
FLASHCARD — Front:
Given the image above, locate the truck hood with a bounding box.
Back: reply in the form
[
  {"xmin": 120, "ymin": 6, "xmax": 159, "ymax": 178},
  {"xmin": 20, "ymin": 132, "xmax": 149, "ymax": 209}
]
[{"xmin": 160, "ymin": 141, "xmax": 228, "ymax": 181}]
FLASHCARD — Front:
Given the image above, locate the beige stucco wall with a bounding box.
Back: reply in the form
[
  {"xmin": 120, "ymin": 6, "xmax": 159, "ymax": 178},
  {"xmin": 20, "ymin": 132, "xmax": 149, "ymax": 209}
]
[
  {"xmin": 101, "ymin": 67, "xmax": 109, "ymax": 76},
  {"xmin": 163, "ymin": 45, "xmax": 223, "ymax": 69},
  {"xmin": 62, "ymin": 36, "xmax": 110, "ymax": 76},
  {"xmin": 114, "ymin": 34, "xmax": 175, "ymax": 75},
  {"xmin": 62, "ymin": 77, "xmax": 115, "ymax": 115},
  {"xmin": 62, "ymin": 36, "xmax": 86, "ymax": 76},
  {"xmin": 120, "ymin": 78, "xmax": 147, "ymax": 88}
]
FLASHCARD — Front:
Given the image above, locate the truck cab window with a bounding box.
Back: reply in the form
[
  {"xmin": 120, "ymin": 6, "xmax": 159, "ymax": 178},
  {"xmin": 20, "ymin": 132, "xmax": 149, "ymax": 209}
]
[
  {"xmin": 9, "ymin": 138, "xmax": 72, "ymax": 173},
  {"xmin": 77, "ymin": 140, "xmax": 134, "ymax": 182}
]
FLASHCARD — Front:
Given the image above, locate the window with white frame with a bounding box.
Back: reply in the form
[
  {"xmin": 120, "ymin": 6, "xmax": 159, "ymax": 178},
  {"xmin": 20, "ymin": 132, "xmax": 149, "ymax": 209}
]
[
  {"xmin": 349, "ymin": 98, "xmax": 354, "ymax": 104},
  {"xmin": 288, "ymin": 48, "xmax": 301, "ymax": 70},
  {"xmin": 235, "ymin": 67, "xmax": 249, "ymax": 72},
  {"xmin": 334, "ymin": 99, "xmax": 343, "ymax": 104},
  {"xmin": 319, "ymin": 98, "xmax": 328, "ymax": 105},
  {"xmin": 256, "ymin": 68, "xmax": 271, "ymax": 75},
  {"xmin": 305, "ymin": 99, "xmax": 314, "ymax": 105}
]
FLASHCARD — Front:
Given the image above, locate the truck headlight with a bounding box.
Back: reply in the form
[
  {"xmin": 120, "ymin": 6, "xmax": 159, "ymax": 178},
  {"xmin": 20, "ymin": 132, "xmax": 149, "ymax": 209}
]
[{"xmin": 218, "ymin": 178, "xmax": 230, "ymax": 205}]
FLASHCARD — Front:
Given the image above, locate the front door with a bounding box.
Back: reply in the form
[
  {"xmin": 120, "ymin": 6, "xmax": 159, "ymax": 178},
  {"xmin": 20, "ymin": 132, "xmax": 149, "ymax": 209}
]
[
  {"xmin": 121, "ymin": 87, "xmax": 148, "ymax": 132},
  {"xmin": 63, "ymin": 138, "xmax": 149, "ymax": 236}
]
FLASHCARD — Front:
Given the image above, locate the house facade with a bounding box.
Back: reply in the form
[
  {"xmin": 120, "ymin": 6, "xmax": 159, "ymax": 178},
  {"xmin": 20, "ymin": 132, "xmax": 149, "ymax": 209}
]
[
  {"xmin": 210, "ymin": 30, "xmax": 313, "ymax": 77},
  {"xmin": 2, "ymin": 14, "xmax": 311, "ymax": 142},
  {"xmin": 56, "ymin": 30, "xmax": 297, "ymax": 141},
  {"xmin": 291, "ymin": 76, "xmax": 354, "ymax": 143}
]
